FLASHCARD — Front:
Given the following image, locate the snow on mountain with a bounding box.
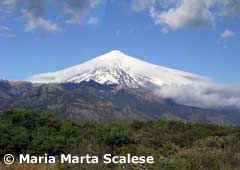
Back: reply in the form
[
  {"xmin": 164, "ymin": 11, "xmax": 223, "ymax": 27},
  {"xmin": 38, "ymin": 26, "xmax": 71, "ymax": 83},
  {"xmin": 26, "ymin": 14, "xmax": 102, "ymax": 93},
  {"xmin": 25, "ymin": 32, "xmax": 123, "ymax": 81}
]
[
  {"xmin": 30, "ymin": 50, "xmax": 210, "ymax": 88},
  {"xmin": 29, "ymin": 50, "xmax": 240, "ymax": 109}
]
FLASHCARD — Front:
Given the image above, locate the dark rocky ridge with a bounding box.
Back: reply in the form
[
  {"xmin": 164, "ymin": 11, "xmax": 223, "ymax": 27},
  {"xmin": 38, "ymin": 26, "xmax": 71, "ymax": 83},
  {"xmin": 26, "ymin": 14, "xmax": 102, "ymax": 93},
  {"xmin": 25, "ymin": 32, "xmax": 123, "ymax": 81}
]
[{"xmin": 0, "ymin": 80, "xmax": 239, "ymax": 125}]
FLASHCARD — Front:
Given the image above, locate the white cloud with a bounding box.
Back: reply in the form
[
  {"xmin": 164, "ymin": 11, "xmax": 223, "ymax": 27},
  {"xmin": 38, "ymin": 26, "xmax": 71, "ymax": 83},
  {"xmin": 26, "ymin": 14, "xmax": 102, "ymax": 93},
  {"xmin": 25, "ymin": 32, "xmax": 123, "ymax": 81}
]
[
  {"xmin": 22, "ymin": 9, "xmax": 61, "ymax": 33},
  {"xmin": 64, "ymin": 0, "xmax": 104, "ymax": 24},
  {"xmin": 131, "ymin": 0, "xmax": 156, "ymax": 11},
  {"xmin": 0, "ymin": 25, "xmax": 15, "ymax": 38},
  {"xmin": 25, "ymin": 17, "xmax": 61, "ymax": 32},
  {"xmin": 0, "ymin": 26, "xmax": 10, "ymax": 31},
  {"xmin": 219, "ymin": 0, "xmax": 240, "ymax": 16},
  {"xmin": 150, "ymin": 0, "xmax": 216, "ymax": 31},
  {"xmin": 156, "ymin": 83, "xmax": 240, "ymax": 109},
  {"xmin": 132, "ymin": 0, "xmax": 240, "ymax": 32},
  {"xmin": 0, "ymin": 0, "xmax": 239, "ymax": 34},
  {"xmin": 131, "ymin": 0, "xmax": 178, "ymax": 11},
  {"xmin": 0, "ymin": 0, "xmax": 104, "ymax": 34},
  {"xmin": 88, "ymin": 16, "xmax": 98, "ymax": 24},
  {"xmin": 90, "ymin": 0, "xmax": 104, "ymax": 8},
  {"xmin": 0, "ymin": 0, "xmax": 17, "ymax": 13},
  {"xmin": 63, "ymin": 1, "xmax": 89, "ymax": 24},
  {"xmin": 221, "ymin": 29, "xmax": 235, "ymax": 38}
]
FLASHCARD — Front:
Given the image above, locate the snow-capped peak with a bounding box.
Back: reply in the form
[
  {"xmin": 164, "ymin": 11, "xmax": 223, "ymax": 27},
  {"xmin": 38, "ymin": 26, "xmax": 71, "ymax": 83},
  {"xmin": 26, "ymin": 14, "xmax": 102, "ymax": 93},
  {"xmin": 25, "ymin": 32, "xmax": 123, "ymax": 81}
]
[
  {"xmin": 30, "ymin": 50, "xmax": 210, "ymax": 88},
  {"xmin": 100, "ymin": 50, "xmax": 127, "ymax": 59}
]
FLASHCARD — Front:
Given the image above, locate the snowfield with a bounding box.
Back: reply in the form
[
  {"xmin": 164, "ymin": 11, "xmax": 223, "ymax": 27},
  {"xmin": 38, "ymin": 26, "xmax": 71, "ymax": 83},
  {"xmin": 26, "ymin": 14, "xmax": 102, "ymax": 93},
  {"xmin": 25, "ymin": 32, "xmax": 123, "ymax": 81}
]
[
  {"xmin": 30, "ymin": 50, "xmax": 240, "ymax": 109},
  {"xmin": 31, "ymin": 50, "xmax": 210, "ymax": 88}
]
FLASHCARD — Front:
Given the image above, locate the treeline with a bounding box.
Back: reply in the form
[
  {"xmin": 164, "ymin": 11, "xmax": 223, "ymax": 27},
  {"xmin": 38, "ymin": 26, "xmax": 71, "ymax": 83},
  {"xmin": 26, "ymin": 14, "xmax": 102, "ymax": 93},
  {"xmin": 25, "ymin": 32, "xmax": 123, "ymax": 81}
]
[{"xmin": 1, "ymin": 109, "xmax": 240, "ymax": 170}]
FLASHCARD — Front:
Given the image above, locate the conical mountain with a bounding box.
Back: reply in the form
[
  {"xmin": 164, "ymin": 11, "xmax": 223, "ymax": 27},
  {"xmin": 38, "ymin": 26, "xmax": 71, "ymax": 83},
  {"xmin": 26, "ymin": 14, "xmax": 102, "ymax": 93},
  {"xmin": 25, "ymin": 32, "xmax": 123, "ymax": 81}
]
[{"xmin": 31, "ymin": 50, "xmax": 209, "ymax": 88}]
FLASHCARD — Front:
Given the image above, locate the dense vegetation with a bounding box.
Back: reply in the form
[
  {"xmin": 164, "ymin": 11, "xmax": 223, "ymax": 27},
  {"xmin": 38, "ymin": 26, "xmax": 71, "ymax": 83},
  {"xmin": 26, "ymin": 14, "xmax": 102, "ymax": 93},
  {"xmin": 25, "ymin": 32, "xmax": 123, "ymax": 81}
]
[{"xmin": 1, "ymin": 109, "xmax": 240, "ymax": 170}]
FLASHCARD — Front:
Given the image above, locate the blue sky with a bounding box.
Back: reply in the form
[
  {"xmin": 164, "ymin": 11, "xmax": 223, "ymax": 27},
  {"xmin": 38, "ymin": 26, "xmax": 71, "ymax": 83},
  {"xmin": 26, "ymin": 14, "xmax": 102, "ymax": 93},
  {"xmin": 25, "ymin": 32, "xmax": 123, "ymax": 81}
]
[{"xmin": 0, "ymin": 0, "xmax": 239, "ymax": 83}]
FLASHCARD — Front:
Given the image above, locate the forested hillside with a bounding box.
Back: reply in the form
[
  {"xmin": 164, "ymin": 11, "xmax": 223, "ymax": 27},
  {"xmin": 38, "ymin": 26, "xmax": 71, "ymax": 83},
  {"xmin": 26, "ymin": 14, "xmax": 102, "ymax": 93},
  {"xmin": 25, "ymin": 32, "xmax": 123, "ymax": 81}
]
[{"xmin": 1, "ymin": 109, "xmax": 240, "ymax": 170}]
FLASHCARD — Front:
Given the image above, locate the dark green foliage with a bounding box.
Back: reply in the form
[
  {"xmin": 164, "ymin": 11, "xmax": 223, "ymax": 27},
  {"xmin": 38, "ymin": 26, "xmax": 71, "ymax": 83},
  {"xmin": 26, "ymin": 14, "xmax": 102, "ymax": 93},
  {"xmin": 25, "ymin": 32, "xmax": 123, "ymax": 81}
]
[{"xmin": 1, "ymin": 109, "xmax": 240, "ymax": 170}]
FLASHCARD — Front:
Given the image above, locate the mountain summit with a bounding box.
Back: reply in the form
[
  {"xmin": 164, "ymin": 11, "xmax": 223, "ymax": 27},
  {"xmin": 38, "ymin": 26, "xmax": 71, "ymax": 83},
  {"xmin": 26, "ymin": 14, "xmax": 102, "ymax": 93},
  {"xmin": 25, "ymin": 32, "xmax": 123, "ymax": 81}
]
[{"xmin": 31, "ymin": 50, "xmax": 209, "ymax": 88}]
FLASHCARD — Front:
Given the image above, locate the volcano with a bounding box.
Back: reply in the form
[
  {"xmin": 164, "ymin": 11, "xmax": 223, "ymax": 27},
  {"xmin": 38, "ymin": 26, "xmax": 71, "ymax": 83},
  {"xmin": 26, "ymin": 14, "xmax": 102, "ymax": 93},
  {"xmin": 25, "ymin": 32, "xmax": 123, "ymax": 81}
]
[{"xmin": 31, "ymin": 50, "xmax": 210, "ymax": 88}]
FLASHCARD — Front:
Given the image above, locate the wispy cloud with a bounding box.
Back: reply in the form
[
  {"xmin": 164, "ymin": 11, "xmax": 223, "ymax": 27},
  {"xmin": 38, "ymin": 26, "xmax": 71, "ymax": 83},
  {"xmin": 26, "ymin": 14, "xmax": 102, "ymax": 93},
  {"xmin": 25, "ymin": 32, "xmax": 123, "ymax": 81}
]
[
  {"xmin": 0, "ymin": 25, "xmax": 15, "ymax": 38},
  {"xmin": 64, "ymin": 0, "xmax": 91, "ymax": 24},
  {"xmin": 22, "ymin": 9, "xmax": 61, "ymax": 33},
  {"xmin": 63, "ymin": 0, "xmax": 104, "ymax": 24},
  {"xmin": 88, "ymin": 16, "xmax": 98, "ymax": 24},
  {"xmin": 131, "ymin": 0, "xmax": 240, "ymax": 32},
  {"xmin": 0, "ymin": 0, "xmax": 104, "ymax": 34},
  {"xmin": 0, "ymin": 0, "xmax": 240, "ymax": 34},
  {"xmin": 221, "ymin": 29, "xmax": 235, "ymax": 39},
  {"xmin": 0, "ymin": 0, "xmax": 17, "ymax": 13},
  {"xmin": 131, "ymin": 0, "xmax": 156, "ymax": 11}
]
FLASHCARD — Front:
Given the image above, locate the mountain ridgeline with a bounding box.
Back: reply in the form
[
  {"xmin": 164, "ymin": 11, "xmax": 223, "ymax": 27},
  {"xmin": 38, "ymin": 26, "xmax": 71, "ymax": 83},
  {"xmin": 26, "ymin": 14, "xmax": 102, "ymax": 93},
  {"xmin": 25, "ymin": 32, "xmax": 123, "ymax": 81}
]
[
  {"xmin": 0, "ymin": 80, "xmax": 239, "ymax": 125},
  {"xmin": 31, "ymin": 50, "xmax": 209, "ymax": 87},
  {"xmin": 1, "ymin": 50, "xmax": 240, "ymax": 125}
]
